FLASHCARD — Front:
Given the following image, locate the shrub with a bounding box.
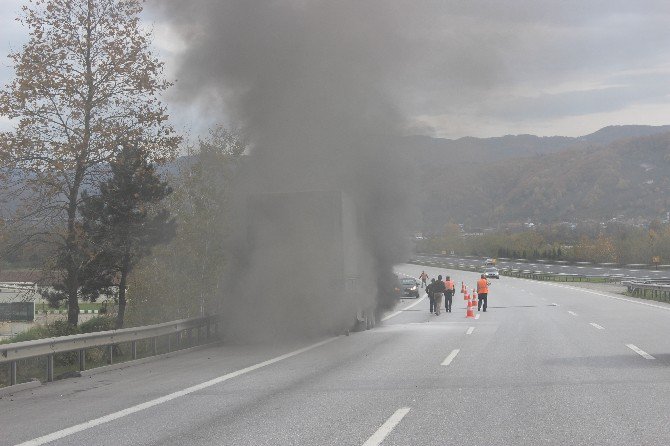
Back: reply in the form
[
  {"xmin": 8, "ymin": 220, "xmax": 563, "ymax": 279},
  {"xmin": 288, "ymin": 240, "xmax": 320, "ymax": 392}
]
[{"xmin": 79, "ymin": 316, "xmax": 116, "ymax": 334}]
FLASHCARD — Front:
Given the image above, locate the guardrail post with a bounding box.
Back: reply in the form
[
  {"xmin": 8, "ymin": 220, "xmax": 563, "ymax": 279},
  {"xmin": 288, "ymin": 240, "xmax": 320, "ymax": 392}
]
[
  {"xmin": 47, "ymin": 354, "xmax": 54, "ymax": 382},
  {"xmin": 131, "ymin": 341, "xmax": 137, "ymax": 360},
  {"xmin": 167, "ymin": 334, "xmax": 171, "ymax": 353},
  {"xmin": 107, "ymin": 345, "xmax": 113, "ymax": 365},
  {"xmin": 79, "ymin": 349, "xmax": 85, "ymax": 371},
  {"xmin": 10, "ymin": 361, "xmax": 17, "ymax": 386}
]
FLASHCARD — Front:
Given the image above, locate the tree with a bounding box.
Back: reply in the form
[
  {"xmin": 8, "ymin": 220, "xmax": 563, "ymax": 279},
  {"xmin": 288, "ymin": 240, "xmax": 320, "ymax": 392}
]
[
  {"xmin": 0, "ymin": 0, "xmax": 180, "ymax": 324},
  {"xmin": 80, "ymin": 143, "xmax": 175, "ymax": 328},
  {"xmin": 125, "ymin": 127, "xmax": 244, "ymax": 325}
]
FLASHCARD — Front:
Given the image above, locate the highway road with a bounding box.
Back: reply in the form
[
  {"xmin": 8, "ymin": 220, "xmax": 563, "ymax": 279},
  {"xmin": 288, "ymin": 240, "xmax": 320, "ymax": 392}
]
[
  {"xmin": 414, "ymin": 254, "xmax": 670, "ymax": 281},
  {"xmin": 1, "ymin": 264, "xmax": 669, "ymax": 445}
]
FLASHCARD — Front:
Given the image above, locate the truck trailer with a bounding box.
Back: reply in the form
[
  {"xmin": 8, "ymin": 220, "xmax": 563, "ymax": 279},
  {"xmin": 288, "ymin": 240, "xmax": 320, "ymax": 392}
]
[{"xmin": 242, "ymin": 190, "xmax": 377, "ymax": 336}]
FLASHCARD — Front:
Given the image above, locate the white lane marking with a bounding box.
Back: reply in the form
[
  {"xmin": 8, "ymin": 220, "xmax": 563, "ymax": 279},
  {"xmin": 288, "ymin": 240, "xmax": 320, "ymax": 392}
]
[
  {"xmin": 568, "ymin": 311, "xmax": 578, "ymax": 316},
  {"xmin": 362, "ymin": 407, "xmax": 411, "ymax": 446},
  {"xmin": 15, "ymin": 337, "xmax": 338, "ymax": 446},
  {"xmin": 512, "ymin": 279, "xmax": 670, "ymax": 312},
  {"xmin": 551, "ymin": 303, "xmax": 559, "ymax": 306},
  {"xmin": 466, "ymin": 326, "xmax": 475, "ymax": 335},
  {"xmin": 475, "ymin": 314, "xmax": 480, "ymax": 320},
  {"xmin": 626, "ymin": 344, "xmax": 655, "ymax": 360},
  {"xmin": 441, "ymin": 349, "xmax": 461, "ymax": 366},
  {"xmin": 381, "ymin": 295, "xmax": 427, "ymax": 321},
  {"xmin": 589, "ymin": 323, "xmax": 605, "ymax": 330}
]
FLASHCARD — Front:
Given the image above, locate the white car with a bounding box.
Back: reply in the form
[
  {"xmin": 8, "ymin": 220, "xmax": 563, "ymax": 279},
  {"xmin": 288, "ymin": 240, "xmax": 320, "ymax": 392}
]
[{"xmin": 484, "ymin": 267, "xmax": 500, "ymax": 279}]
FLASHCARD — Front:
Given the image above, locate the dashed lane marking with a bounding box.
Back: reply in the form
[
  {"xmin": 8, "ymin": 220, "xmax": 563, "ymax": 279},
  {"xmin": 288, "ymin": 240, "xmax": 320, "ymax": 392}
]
[
  {"xmin": 626, "ymin": 344, "xmax": 655, "ymax": 360},
  {"xmin": 466, "ymin": 326, "xmax": 475, "ymax": 335},
  {"xmin": 441, "ymin": 349, "xmax": 461, "ymax": 366},
  {"xmin": 362, "ymin": 407, "xmax": 411, "ymax": 446},
  {"xmin": 568, "ymin": 311, "xmax": 578, "ymax": 316},
  {"xmin": 589, "ymin": 323, "xmax": 605, "ymax": 330}
]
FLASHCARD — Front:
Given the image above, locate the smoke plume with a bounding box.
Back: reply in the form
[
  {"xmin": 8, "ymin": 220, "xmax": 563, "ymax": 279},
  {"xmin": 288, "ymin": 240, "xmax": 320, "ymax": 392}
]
[{"xmin": 155, "ymin": 0, "xmax": 416, "ymax": 340}]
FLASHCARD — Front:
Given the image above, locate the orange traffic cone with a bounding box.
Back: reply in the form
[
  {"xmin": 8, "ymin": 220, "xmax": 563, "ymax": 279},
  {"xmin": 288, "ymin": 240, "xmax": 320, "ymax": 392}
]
[
  {"xmin": 464, "ymin": 289, "xmax": 469, "ymax": 301},
  {"xmin": 472, "ymin": 290, "xmax": 478, "ymax": 311},
  {"xmin": 461, "ymin": 282, "xmax": 466, "ymax": 294},
  {"xmin": 466, "ymin": 300, "xmax": 475, "ymax": 318}
]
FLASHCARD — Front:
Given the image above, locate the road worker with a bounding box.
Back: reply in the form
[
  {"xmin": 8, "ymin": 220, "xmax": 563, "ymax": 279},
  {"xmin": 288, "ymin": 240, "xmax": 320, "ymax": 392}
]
[
  {"xmin": 477, "ymin": 274, "xmax": 491, "ymax": 312},
  {"xmin": 444, "ymin": 275, "xmax": 455, "ymax": 313}
]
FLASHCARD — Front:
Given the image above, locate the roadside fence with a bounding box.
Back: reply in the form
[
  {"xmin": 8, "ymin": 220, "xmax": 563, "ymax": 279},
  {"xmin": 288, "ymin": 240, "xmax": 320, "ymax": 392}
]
[{"xmin": 1, "ymin": 315, "xmax": 219, "ymax": 389}]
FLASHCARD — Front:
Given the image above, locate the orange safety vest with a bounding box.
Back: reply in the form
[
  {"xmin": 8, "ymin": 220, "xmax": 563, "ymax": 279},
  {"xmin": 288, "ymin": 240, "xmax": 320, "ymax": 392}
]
[
  {"xmin": 445, "ymin": 280, "xmax": 455, "ymax": 290},
  {"xmin": 477, "ymin": 278, "xmax": 489, "ymax": 294}
]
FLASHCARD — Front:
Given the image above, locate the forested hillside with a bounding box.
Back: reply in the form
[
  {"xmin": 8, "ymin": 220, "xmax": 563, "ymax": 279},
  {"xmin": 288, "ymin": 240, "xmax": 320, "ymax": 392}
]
[{"xmin": 411, "ymin": 126, "xmax": 670, "ymax": 232}]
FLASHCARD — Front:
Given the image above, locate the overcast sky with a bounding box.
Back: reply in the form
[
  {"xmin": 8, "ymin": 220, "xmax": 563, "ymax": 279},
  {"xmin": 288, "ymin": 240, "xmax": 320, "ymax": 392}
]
[{"xmin": 1, "ymin": 0, "xmax": 669, "ymax": 139}]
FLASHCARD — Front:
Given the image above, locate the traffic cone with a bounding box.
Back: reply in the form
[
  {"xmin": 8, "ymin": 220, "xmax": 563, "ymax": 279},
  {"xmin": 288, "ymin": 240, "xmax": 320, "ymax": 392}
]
[
  {"xmin": 464, "ymin": 289, "xmax": 470, "ymax": 301},
  {"xmin": 472, "ymin": 290, "xmax": 478, "ymax": 311},
  {"xmin": 466, "ymin": 299, "xmax": 475, "ymax": 318},
  {"xmin": 461, "ymin": 282, "xmax": 466, "ymax": 294}
]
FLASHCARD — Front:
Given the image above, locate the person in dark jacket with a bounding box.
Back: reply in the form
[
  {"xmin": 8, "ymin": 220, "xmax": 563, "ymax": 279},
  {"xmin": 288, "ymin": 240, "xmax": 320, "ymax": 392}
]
[
  {"xmin": 432, "ymin": 275, "xmax": 446, "ymax": 316},
  {"xmin": 426, "ymin": 278, "xmax": 436, "ymax": 313}
]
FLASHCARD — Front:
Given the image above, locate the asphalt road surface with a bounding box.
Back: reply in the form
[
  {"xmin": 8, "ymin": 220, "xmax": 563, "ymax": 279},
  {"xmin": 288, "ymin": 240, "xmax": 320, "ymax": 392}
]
[
  {"xmin": 414, "ymin": 254, "xmax": 670, "ymax": 281},
  {"xmin": 1, "ymin": 264, "xmax": 669, "ymax": 445}
]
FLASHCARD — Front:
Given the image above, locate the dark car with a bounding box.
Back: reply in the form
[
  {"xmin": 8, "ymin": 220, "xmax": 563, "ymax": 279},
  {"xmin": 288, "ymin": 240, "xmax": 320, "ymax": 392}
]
[{"xmin": 399, "ymin": 277, "xmax": 420, "ymax": 298}]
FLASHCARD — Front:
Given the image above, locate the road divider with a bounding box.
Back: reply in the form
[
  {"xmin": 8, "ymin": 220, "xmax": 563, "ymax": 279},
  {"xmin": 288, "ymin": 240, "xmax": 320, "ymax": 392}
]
[{"xmin": 362, "ymin": 407, "xmax": 411, "ymax": 446}]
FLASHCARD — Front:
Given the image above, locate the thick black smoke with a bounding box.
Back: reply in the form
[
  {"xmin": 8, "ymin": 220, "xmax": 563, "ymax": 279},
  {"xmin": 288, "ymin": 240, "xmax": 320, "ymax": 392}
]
[{"xmin": 155, "ymin": 0, "xmax": 416, "ymax": 340}]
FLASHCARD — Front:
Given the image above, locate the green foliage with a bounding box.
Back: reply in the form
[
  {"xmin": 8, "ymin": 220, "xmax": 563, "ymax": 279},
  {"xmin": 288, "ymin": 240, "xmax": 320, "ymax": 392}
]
[
  {"xmin": 0, "ymin": 0, "xmax": 180, "ymax": 325},
  {"xmin": 420, "ymin": 221, "xmax": 670, "ymax": 265},
  {"xmin": 125, "ymin": 127, "xmax": 244, "ymax": 325},
  {"xmin": 79, "ymin": 316, "xmax": 116, "ymax": 334},
  {"xmin": 79, "ymin": 143, "xmax": 176, "ymax": 328},
  {"xmin": 0, "ymin": 325, "xmax": 50, "ymax": 344}
]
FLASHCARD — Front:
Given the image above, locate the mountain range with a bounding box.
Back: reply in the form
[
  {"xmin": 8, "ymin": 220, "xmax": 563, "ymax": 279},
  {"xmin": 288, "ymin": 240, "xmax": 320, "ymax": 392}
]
[{"xmin": 410, "ymin": 125, "xmax": 670, "ymax": 233}]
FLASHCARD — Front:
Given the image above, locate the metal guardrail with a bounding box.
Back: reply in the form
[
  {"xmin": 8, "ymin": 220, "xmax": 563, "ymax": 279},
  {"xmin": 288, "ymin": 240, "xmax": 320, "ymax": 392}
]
[
  {"xmin": 1, "ymin": 315, "xmax": 219, "ymax": 387},
  {"xmin": 414, "ymin": 253, "xmax": 670, "ymax": 270},
  {"xmin": 622, "ymin": 281, "xmax": 670, "ymax": 301},
  {"xmin": 498, "ymin": 269, "xmax": 625, "ymax": 283}
]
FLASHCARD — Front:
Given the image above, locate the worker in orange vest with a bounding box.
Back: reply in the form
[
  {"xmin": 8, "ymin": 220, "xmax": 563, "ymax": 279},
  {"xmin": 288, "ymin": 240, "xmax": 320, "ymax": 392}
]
[
  {"xmin": 477, "ymin": 274, "xmax": 491, "ymax": 312},
  {"xmin": 444, "ymin": 276, "xmax": 455, "ymax": 313}
]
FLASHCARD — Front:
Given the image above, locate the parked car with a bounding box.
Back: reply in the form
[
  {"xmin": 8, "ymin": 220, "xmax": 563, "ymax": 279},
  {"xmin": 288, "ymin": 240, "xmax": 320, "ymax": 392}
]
[
  {"xmin": 485, "ymin": 258, "xmax": 497, "ymax": 266},
  {"xmin": 399, "ymin": 277, "xmax": 420, "ymax": 298},
  {"xmin": 484, "ymin": 267, "xmax": 500, "ymax": 279}
]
